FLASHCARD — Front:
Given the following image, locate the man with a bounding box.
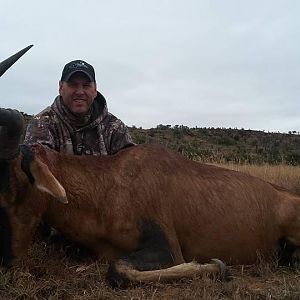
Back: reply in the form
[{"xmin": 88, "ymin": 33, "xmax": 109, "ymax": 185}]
[
  {"xmin": 24, "ymin": 60, "xmax": 135, "ymax": 255},
  {"xmin": 25, "ymin": 60, "xmax": 134, "ymax": 155}
]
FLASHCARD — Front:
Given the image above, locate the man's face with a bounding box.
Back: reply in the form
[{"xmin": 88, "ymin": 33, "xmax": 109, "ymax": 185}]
[{"xmin": 59, "ymin": 72, "xmax": 97, "ymax": 115}]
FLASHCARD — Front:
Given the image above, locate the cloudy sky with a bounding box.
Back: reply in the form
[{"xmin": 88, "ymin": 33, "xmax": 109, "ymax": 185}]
[{"xmin": 1, "ymin": 1, "xmax": 300, "ymax": 132}]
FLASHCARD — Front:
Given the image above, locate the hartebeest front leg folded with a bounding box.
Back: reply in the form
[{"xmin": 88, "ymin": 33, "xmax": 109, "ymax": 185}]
[
  {"xmin": 107, "ymin": 259, "xmax": 229, "ymax": 287},
  {"xmin": 105, "ymin": 219, "xmax": 229, "ymax": 287}
]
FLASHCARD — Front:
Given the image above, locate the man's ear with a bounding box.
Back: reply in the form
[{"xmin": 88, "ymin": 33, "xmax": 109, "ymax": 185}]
[
  {"xmin": 59, "ymin": 80, "xmax": 63, "ymax": 95},
  {"xmin": 93, "ymin": 82, "xmax": 97, "ymax": 98}
]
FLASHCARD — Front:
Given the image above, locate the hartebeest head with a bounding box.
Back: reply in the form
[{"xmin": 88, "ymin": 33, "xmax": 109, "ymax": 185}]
[
  {"xmin": 0, "ymin": 46, "xmax": 68, "ymax": 265},
  {"xmin": 0, "ymin": 109, "xmax": 67, "ymax": 266},
  {"xmin": 0, "ymin": 108, "xmax": 68, "ymax": 266}
]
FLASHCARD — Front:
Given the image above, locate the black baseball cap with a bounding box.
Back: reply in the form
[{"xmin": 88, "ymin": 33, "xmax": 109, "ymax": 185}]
[{"xmin": 60, "ymin": 60, "xmax": 96, "ymax": 82}]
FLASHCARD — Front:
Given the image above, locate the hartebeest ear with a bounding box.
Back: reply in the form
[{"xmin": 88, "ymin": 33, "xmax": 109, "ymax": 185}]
[{"xmin": 29, "ymin": 158, "xmax": 68, "ymax": 204}]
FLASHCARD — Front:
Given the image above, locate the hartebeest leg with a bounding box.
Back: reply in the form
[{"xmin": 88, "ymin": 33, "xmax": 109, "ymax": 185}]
[
  {"xmin": 106, "ymin": 219, "xmax": 229, "ymax": 287},
  {"xmin": 108, "ymin": 259, "xmax": 228, "ymax": 287}
]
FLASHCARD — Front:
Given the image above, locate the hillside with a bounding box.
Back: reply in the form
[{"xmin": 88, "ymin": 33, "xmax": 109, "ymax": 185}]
[
  {"xmin": 129, "ymin": 124, "xmax": 300, "ymax": 165},
  {"xmin": 21, "ymin": 113, "xmax": 300, "ymax": 165}
]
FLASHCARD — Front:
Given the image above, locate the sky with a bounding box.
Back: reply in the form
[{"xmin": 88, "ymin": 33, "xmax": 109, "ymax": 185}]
[{"xmin": 1, "ymin": 0, "xmax": 300, "ymax": 133}]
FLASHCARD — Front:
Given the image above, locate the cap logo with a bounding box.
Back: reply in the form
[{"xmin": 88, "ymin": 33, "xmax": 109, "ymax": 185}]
[{"xmin": 69, "ymin": 61, "xmax": 89, "ymax": 70}]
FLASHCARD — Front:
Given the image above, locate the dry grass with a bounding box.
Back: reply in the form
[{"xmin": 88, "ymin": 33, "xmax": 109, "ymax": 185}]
[
  {"xmin": 217, "ymin": 163, "xmax": 300, "ymax": 195},
  {"xmin": 2, "ymin": 244, "xmax": 300, "ymax": 300},
  {"xmin": 1, "ymin": 163, "xmax": 300, "ymax": 299}
]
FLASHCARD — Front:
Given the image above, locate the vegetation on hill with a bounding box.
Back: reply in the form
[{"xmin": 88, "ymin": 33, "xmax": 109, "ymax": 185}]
[{"xmin": 129, "ymin": 124, "xmax": 300, "ymax": 165}]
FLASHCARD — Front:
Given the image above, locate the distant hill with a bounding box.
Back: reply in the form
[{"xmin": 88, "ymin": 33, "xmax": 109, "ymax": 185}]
[
  {"xmin": 22, "ymin": 113, "xmax": 300, "ymax": 165},
  {"xmin": 129, "ymin": 125, "xmax": 300, "ymax": 165}
]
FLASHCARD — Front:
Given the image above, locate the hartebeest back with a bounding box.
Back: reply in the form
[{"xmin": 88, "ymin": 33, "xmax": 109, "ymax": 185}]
[{"xmin": 1, "ymin": 108, "xmax": 300, "ymax": 287}]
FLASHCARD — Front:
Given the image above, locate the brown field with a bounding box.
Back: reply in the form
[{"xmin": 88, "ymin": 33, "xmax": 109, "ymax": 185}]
[
  {"xmin": 216, "ymin": 163, "xmax": 300, "ymax": 196},
  {"xmin": 1, "ymin": 164, "xmax": 300, "ymax": 299}
]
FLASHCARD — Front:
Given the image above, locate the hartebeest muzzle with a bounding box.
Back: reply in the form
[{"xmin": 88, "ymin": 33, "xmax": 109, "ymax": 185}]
[{"xmin": 0, "ymin": 108, "xmax": 24, "ymax": 266}]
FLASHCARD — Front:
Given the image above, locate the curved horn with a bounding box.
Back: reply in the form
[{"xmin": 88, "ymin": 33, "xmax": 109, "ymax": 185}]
[
  {"xmin": 0, "ymin": 45, "xmax": 33, "ymax": 77},
  {"xmin": 0, "ymin": 108, "xmax": 24, "ymax": 160}
]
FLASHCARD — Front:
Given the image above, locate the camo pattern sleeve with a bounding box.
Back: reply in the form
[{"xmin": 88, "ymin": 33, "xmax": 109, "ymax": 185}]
[
  {"xmin": 24, "ymin": 112, "xmax": 57, "ymax": 150},
  {"xmin": 105, "ymin": 116, "xmax": 135, "ymax": 155}
]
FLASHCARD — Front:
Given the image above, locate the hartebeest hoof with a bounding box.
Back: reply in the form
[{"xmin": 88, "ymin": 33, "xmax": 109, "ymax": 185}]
[
  {"xmin": 210, "ymin": 258, "xmax": 232, "ymax": 281},
  {"xmin": 106, "ymin": 260, "xmax": 130, "ymax": 289}
]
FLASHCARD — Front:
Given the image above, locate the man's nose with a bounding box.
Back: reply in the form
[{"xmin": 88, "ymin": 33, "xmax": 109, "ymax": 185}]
[{"xmin": 75, "ymin": 85, "xmax": 85, "ymax": 94}]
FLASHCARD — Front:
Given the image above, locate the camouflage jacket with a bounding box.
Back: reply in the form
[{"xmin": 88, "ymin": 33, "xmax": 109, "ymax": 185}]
[{"xmin": 24, "ymin": 92, "xmax": 135, "ymax": 155}]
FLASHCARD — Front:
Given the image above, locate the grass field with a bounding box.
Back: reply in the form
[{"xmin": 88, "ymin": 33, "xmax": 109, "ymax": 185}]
[
  {"xmin": 1, "ymin": 164, "xmax": 300, "ymax": 299},
  {"xmin": 217, "ymin": 163, "xmax": 300, "ymax": 195}
]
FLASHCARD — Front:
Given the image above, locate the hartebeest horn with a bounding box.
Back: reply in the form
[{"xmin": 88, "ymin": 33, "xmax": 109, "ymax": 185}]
[
  {"xmin": 0, "ymin": 108, "xmax": 24, "ymax": 159},
  {"xmin": 0, "ymin": 45, "xmax": 33, "ymax": 77}
]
